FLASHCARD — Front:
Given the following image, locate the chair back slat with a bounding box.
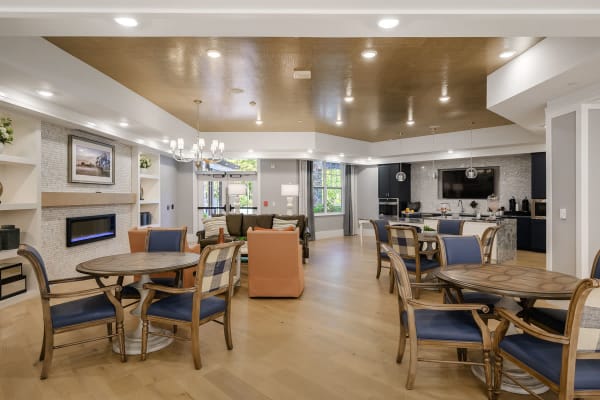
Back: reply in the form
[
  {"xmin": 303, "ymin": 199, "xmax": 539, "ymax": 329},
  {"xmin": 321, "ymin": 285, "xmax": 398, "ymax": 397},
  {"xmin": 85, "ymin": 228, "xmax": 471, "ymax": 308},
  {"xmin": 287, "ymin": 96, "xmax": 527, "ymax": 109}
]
[
  {"xmin": 573, "ymin": 285, "xmax": 600, "ymax": 352},
  {"xmin": 370, "ymin": 219, "xmax": 389, "ymax": 243},
  {"xmin": 146, "ymin": 227, "xmax": 187, "ymax": 252},
  {"xmin": 481, "ymin": 226, "xmax": 500, "ymax": 264},
  {"xmin": 440, "ymin": 235, "xmax": 483, "ymax": 266},
  {"xmin": 387, "ymin": 226, "xmax": 419, "ymax": 259},
  {"xmin": 387, "ymin": 249, "xmax": 414, "ymax": 305},
  {"xmin": 196, "ymin": 241, "xmax": 243, "ymax": 294},
  {"xmin": 438, "ymin": 220, "xmax": 464, "ymax": 235},
  {"xmin": 591, "ymin": 250, "xmax": 600, "ymax": 279},
  {"xmin": 17, "ymin": 244, "xmax": 50, "ymax": 294}
]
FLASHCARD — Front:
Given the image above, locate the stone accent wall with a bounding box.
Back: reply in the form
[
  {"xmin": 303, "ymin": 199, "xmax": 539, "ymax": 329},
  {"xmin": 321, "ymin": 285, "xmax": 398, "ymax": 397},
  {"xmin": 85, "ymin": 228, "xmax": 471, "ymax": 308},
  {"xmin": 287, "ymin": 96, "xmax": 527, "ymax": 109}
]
[
  {"xmin": 41, "ymin": 122, "xmax": 134, "ymax": 279},
  {"xmin": 411, "ymin": 154, "xmax": 531, "ymax": 213}
]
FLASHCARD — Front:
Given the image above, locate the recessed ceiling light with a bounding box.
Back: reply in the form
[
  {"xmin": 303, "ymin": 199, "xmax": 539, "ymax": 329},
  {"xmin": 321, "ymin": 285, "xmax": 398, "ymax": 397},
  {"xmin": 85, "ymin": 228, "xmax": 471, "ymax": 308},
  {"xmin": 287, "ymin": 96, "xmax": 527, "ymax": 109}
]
[
  {"xmin": 297, "ymin": 120, "xmax": 303, "ymax": 123},
  {"xmin": 339, "ymin": 153, "xmax": 345, "ymax": 157},
  {"xmin": 255, "ymin": 119, "xmax": 263, "ymax": 125},
  {"xmin": 37, "ymin": 90, "xmax": 54, "ymax": 97},
  {"xmin": 114, "ymin": 17, "xmax": 138, "ymax": 27},
  {"xmin": 361, "ymin": 49, "xmax": 378, "ymax": 59},
  {"xmin": 377, "ymin": 18, "xmax": 399, "ymax": 29},
  {"xmin": 162, "ymin": 139, "xmax": 169, "ymax": 144},
  {"xmin": 335, "ymin": 120, "xmax": 343, "ymax": 126},
  {"xmin": 136, "ymin": 139, "xmax": 145, "ymax": 144},
  {"xmin": 439, "ymin": 95, "xmax": 451, "ymax": 103},
  {"xmin": 231, "ymin": 88, "xmax": 244, "ymax": 94},
  {"xmin": 367, "ymin": 157, "xmax": 372, "ymax": 161},
  {"xmin": 499, "ymin": 50, "xmax": 516, "ymax": 59},
  {"xmin": 248, "ymin": 149, "xmax": 254, "ymax": 153},
  {"xmin": 119, "ymin": 121, "xmax": 129, "ymax": 128},
  {"xmin": 344, "ymin": 96, "xmax": 355, "ymax": 103},
  {"xmin": 448, "ymin": 149, "xmax": 454, "ymax": 154},
  {"xmin": 406, "ymin": 119, "xmax": 415, "ymax": 126},
  {"xmin": 308, "ymin": 149, "xmax": 313, "ymax": 153},
  {"xmin": 206, "ymin": 49, "xmax": 221, "ymax": 58},
  {"xmin": 86, "ymin": 122, "xmax": 96, "ymax": 127},
  {"xmin": 0, "ymin": 91, "xmax": 5, "ymax": 97}
]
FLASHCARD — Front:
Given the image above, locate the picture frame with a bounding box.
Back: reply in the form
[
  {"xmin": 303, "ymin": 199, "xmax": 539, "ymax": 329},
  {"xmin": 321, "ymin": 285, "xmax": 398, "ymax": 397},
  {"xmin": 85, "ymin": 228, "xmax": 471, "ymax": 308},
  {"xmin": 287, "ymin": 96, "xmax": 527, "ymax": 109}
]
[{"xmin": 68, "ymin": 135, "xmax": 115, "ymax": 184}]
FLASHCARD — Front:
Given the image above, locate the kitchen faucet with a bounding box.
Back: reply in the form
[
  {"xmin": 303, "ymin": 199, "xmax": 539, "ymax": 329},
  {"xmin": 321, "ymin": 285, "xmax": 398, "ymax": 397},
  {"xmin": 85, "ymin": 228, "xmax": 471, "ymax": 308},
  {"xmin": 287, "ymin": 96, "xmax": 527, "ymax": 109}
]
[{"xmin": 457, "ymin": 200, "xmax": 464, "ymax": 213}]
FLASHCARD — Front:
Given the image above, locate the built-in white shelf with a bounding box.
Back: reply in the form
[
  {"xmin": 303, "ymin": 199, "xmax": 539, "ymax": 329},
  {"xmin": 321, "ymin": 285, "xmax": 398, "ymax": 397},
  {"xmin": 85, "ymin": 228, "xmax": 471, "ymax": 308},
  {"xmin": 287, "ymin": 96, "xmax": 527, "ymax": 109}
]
[
  {"xmin": 0, "ymin": 154, "xmax": 37, "ymax": 166},
  {"xmin": 140, "ymin": 173, "xmax": 160, "ymax": 180},
  {"xmin": 0, "ymin": 202, "xmax": 39, "ymax": 211},
  {"xmin": 140, "ymin": 200, "xmax": 159, "ymax": 205},
  {"xmin": 0, "ymin": 248, "xmax": 19, "ymax": 260}
]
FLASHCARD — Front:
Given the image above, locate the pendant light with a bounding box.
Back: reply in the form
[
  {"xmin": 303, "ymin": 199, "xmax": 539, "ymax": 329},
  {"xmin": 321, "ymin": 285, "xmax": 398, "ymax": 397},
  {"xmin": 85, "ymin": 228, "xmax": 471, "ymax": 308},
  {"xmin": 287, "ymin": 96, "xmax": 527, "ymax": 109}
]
[
  {"xmin": 396, "ymin": 162, "xmax": 407, "ymax": 182},
  {"xmin": 465, "ymin": 121, "xmax": 478, "ymax": 179}
]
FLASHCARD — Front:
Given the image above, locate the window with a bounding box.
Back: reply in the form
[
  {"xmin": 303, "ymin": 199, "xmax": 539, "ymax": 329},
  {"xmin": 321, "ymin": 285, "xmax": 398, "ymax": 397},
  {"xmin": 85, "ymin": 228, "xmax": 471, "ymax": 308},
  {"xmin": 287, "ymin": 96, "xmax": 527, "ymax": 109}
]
[{"xmin": 312, "ymin": 161, "xmax": 343, "ymax": 214}]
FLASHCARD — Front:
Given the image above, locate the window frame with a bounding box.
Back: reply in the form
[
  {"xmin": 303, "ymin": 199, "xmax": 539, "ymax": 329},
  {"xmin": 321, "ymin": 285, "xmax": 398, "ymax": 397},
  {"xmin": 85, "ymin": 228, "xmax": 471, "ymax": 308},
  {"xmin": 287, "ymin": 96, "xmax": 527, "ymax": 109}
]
[{"xmin": 312, "ymin": 161, "xmax": 344, "ymax": 216}]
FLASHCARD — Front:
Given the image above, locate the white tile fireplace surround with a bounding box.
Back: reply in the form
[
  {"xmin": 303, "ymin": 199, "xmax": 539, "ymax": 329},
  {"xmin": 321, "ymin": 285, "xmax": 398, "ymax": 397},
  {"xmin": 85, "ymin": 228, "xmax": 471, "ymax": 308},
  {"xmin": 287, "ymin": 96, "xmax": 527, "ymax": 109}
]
[
  {"xmin": 41, "ymin": 122, "xmax": 134, "ymax": 279},
  {"xmin": 411, "ymin": 154, "xmax": 531, "ymax": 213}
]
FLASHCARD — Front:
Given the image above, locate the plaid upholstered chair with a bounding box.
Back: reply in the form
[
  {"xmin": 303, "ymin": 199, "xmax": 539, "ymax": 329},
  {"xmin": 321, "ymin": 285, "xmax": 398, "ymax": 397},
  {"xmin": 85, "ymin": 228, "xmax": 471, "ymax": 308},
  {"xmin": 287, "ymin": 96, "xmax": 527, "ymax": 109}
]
[
  {"xmin": 384, "ymin": 247, "xmax": 493, "ymax": 399},
  {"xmin": 386, "ymin": 225, "xmax": 440, "ymax": 297},
  {"xmin": 526, "ymin": 250, "xmax": 600, "ymax": 334},
  {"xmin": 370, "ymin": 219, "xmax": 391, "ymax": 282},
  {"xmin": 17, "ymin": 244, "xmax": 126, "ymax": 379},
  {"xmin": 493, "ymin": 278, "xmax": 600, "ymax": 399},
  {"xmin": 481, "ymin": 226, "xmax": 500, "ymax": 264},
  {"xmin": 140, "ymin": 241, "xmax": 244, "ymax": 369}
]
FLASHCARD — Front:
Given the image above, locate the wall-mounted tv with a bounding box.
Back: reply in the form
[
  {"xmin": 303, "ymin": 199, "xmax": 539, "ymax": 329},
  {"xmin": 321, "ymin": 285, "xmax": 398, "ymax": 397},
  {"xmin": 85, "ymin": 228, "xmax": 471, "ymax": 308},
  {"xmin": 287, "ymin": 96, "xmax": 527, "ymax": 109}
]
[{"xmin": 440, "ymin": 167, "xmax": 497, "ymax": 199}]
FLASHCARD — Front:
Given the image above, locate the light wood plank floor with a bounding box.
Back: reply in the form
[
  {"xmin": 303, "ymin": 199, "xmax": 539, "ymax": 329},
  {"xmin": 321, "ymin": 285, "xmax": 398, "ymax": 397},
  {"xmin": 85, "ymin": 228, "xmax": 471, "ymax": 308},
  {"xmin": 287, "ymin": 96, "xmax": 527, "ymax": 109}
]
[{"xmin": 1, "ymin": 237, "xmax": 553, "ymax": 399}]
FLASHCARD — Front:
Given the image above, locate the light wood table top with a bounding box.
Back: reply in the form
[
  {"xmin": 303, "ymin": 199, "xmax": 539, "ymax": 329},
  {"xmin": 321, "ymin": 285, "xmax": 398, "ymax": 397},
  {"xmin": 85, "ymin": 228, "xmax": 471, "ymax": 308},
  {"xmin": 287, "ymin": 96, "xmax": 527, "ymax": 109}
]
[
  {"xmin": 436, "ymin": 264, "xmax": 581, "ymax": 300},
  {"xmin": 76, "ymin": 252, "xmax": 199, "ymax": 276}
]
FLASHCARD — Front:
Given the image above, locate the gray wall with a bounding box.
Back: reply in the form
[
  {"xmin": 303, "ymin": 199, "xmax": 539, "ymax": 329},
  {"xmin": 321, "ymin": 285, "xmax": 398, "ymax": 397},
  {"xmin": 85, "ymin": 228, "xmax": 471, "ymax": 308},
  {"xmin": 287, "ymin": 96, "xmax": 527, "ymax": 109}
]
[
  {"xmin": 411, "ymin": 154, "xmax": 531, "ymax": 213},
  {"xmin": 175, "ymin": 161, "xmax": 194, "ymax": 230},
  {"xmin": 587, "ymin": 111, "xmax": 600, "ymax": 274},
  {"xmin": 551, "ymin": 112, "xmax": 576, "ymax": 275},
  {"xmin": 315, "ymin": 215, "xmax": 343, "ymax": 233},
  {"xmin": 160, "ymin": 155, "xmax": 177, "ymax": 227},
  {"xmin": 356, "ymin": 165, "xmax": 379, "ymax": 219},
  {"xmin": 259, "ymin": 159, "xmax": 299, "ymax": 215}
]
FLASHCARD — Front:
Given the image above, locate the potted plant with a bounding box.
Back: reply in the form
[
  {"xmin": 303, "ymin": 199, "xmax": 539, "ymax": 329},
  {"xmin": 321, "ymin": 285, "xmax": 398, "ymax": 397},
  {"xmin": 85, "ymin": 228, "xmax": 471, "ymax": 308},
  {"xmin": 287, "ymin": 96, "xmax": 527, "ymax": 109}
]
[
  {"xmin": 139, "ymin": 155, "xmax": 152, "ymax": 169},
  {"xmin": 0, "ymin": 117, "xmax": 14, "ymax": 153},
  {"xmin": 423, "ymin": 225, "xmax": 437, "ymax": 236}
]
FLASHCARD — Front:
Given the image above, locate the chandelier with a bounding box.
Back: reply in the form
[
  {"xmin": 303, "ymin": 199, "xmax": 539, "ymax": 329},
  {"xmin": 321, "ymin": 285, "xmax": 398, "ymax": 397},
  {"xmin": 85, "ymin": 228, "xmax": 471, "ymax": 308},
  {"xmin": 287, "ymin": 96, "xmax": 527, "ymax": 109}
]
[{"xmin": 170, "ymin": 99, "xmax": 224, "ymax": 169}]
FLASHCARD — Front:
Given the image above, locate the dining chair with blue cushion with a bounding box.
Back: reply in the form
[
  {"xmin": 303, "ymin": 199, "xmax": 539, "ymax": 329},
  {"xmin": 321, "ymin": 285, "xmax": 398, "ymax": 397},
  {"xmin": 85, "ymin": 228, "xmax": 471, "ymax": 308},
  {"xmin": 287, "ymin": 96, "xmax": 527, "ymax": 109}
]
[
  {"xmin": 481, "ymin": 226, "xmax": 500, "ymax": 264},
  {"xmin": 387, "ymin": 225, "xmax": 440, "ymax": 297},
  {"xmin": 140, "ymin": 240, "xmax": 244, "ymax": 369},
  {"xmin": 437, "ymin": 219, "xmax": 464, "ymax": 235},
  {"xmin": 493, "ymin": 278, "xmax": 600, "ymax": 399},
  {"xmin": 370, "ymin": 219, "xmax": 391, "ymax": 281},
  {"xmin": 17, "ymin": 244, "xmax": 126, "ymax": 379},
  {"xmin": 385, "ymin": 248, "xmax": 493, "ymax": 399},
  {"xmin": 526, "ymin": 249, "xmax": 600, "ymax": 334},
  {"xmin": 439, "ymin": 235, "xmax": 502, "ymax": 308}
]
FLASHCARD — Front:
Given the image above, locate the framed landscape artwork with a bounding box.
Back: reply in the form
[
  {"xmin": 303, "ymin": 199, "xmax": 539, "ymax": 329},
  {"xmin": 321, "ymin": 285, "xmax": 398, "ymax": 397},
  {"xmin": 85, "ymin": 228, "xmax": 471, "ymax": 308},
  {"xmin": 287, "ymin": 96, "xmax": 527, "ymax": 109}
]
[{"xmin": 68, "ymin": 135, "xmax": 115, "ymax": 184}]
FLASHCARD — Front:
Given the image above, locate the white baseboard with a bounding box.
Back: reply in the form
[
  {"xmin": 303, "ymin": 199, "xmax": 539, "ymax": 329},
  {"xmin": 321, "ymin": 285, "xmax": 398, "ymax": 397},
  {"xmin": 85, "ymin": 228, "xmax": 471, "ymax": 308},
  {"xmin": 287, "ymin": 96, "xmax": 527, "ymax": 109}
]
[{"xmin": 316, "ymin": 229, "xmax": 345, "ymax": 239}]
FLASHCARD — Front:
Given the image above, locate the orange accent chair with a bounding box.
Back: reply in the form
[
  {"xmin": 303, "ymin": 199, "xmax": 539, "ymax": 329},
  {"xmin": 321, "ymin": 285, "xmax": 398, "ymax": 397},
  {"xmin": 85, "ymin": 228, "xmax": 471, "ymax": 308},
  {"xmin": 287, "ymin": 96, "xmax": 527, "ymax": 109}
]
[
  {"xmin": 128, "ymin": 227, "xmax": 200, "ymax": 287},
  {"xmin": 247, "ymin": 228, "xmax": 304, "ymax": 298}
]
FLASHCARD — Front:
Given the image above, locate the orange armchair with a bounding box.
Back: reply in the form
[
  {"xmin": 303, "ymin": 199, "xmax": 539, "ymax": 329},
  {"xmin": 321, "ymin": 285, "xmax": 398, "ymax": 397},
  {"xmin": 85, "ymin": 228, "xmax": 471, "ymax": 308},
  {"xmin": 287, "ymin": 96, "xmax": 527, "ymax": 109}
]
[
  {"xmin": 247, "ymin": 228, "xmax": 304, "ymax": 298},
  {"xmin": 128, "ymin": 227, "xmax": 200, "ymax": 287}
]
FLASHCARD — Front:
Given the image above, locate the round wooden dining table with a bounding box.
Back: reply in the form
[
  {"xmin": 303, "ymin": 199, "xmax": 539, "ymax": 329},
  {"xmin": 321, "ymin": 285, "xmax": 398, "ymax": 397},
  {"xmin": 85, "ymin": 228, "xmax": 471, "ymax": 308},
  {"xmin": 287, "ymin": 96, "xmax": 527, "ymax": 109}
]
[{"xmin": 77, "ymin": 252, "xmax": 199, "ymax": 355}]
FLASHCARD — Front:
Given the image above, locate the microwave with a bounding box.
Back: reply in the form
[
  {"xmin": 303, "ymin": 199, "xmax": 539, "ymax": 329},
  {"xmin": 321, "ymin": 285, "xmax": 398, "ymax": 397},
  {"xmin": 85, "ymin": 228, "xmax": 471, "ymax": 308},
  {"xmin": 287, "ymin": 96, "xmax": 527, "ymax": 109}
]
[{"xmin": 531, "ymin": 199, "xmax": 546, "ymax": 220}]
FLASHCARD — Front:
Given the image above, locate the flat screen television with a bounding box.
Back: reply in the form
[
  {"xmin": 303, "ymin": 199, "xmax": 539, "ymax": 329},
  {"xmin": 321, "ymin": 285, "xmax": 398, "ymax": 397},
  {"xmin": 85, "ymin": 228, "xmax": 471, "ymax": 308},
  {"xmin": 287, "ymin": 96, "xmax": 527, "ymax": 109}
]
[{"xmin": 440, "ymin": 168, "xmax": 496, "ymax": 199}]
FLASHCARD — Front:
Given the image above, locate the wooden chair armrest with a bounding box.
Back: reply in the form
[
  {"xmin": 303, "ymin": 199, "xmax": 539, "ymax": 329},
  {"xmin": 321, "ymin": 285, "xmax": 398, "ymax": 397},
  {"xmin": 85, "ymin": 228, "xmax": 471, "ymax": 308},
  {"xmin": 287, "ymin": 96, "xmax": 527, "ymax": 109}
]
[
  {"xmin": 409, "ymin": 299, "xmax": 489, "ymax": 313},
  {"xmin": 142, "ymin": 283, "xmax": 196, "ymax": 294},
  {"xmin": 496, "ymin": 307, "xmax": 570, "ymax": 344},
  {"xmin": 48, "ymin": 275, "xmax": 97, "ymax": 285},
  {"xmin": 44, "ymin": 284, "xmax": 121, "ymax": 299},
  {"xmin": 410, "ymin": 282, "xmax": 453, "ymax": 289}
]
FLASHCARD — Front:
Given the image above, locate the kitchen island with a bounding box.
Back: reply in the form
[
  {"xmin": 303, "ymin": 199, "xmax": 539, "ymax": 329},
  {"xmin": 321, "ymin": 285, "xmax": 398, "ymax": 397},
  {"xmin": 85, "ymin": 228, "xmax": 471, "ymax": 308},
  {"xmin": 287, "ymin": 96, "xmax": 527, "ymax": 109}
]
[{"xmin": 388, "ymin": 216, "xmax": 517, "ymax": 263}]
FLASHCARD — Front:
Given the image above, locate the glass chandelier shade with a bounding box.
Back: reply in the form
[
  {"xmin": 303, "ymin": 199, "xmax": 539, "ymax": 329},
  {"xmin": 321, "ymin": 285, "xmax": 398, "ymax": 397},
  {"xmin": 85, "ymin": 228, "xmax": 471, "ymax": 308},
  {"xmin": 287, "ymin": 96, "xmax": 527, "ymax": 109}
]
[
  {"xmin": 396, "ymin": 163, "xmax": 407, "ymax": 182},
  {"xmin": 465, "ymin": 122, "xmax": 478, "ymax": 180}
]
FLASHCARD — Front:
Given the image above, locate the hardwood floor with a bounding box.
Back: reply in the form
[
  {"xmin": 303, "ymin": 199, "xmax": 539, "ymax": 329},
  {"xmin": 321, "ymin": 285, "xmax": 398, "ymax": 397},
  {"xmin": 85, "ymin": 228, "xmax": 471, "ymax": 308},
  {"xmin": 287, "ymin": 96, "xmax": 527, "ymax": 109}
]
[{"xmin": 1, "ymin": 237, "xmax": 554, "ymax": 399}]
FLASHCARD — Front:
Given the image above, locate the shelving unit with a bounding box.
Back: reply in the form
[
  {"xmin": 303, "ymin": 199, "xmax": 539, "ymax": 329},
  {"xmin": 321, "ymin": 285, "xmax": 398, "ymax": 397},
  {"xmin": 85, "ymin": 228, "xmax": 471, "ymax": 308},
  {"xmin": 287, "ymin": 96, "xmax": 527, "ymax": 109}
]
[
  {"xmin": 134, "ymin": 150, "xmax": 161, "ymax": 228},
  {"xmin": 0, "ymin": 107, "xmax": 42, "ymax": 307}
]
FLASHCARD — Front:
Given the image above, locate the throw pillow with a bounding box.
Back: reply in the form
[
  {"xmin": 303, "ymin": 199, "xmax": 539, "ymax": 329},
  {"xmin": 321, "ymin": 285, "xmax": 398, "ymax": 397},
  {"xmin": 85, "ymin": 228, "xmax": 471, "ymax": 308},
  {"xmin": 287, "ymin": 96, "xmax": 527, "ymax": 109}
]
[
  {"xmin": 203, "ymin": 216, "xmax": 229, "ymax": 237},
  {"xmin": 272, "ymin": 217, "xmax": 297, "ymax": 230},
  {"xmin": 253, "ymin": 226, "xmax": 295, "ymax": 232}
]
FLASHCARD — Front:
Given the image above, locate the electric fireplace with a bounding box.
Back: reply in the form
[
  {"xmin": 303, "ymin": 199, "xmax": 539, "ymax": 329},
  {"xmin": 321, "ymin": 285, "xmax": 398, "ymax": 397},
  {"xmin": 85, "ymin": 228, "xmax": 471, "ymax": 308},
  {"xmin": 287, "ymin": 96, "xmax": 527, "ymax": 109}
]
[{"xmin": 66, "ymin": 214, "xmax": 116, "ymax": 247}]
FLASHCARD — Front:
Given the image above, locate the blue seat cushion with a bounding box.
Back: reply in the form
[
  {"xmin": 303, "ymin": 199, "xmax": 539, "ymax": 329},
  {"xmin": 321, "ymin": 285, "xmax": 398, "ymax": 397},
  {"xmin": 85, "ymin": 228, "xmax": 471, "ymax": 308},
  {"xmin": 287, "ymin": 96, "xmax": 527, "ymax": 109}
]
[
  {"xmin": 500, "ymin": 333, "xmax": 600, "ymax": 390},
  {"xmin": 402, "ymin": 309, "xmax": 483, "ymax": 342},
  {"xmin": 526, "ymin": 307, "xmax": 567, "ymax": 333},
  {"xmin": 462, "ymin": 292, "xmax": 503, "ymax": 308},
  {"xmin": 403, "ymin": 256, "xmax": 440, "ymax": 272},
  {"xmin": 147, "ymin": 292, "xmax": 226, "ymax": 322},
  {"xmin": 51, "ymin": 294, "xmax": 116, "ymax": 329}
]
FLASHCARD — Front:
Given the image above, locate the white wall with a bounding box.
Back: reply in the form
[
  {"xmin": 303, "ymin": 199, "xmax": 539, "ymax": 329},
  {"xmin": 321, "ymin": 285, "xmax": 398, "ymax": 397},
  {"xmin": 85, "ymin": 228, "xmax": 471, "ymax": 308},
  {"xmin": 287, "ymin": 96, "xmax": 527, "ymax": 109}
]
[
  {"xmin": 160, "ymin": 155, "xmax": 177, "ymax": 227},
  {"xmin": 175, "ymin": 162, "xmax": 195, "ymax": 236},
  {"xmin": 259, "ymin": 159, "xmax": 298, "ymax": 215},
  {"xmin": 410, "ymin": 154, "xmax": 531, "ymax": 213}
]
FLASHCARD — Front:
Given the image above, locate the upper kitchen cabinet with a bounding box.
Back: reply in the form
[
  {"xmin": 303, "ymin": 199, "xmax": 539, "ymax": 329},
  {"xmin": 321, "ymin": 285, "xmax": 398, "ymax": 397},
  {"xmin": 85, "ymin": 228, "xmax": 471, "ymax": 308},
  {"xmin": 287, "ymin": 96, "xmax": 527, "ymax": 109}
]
[
  {"xmin": 378, "ymin": 164, "xmax": 411, "ymax": 208},
  {"xmin": 531, "ymin": 152, "xmax": 546, "ymax": 199}
]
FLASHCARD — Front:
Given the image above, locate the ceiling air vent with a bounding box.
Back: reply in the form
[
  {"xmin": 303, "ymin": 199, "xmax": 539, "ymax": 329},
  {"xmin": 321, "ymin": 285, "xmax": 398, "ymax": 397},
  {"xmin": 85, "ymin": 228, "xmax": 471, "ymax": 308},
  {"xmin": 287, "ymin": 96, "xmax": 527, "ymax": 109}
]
[{"xmin": 293, "ymin": 70, "xmax": 311, "ymax": 80}]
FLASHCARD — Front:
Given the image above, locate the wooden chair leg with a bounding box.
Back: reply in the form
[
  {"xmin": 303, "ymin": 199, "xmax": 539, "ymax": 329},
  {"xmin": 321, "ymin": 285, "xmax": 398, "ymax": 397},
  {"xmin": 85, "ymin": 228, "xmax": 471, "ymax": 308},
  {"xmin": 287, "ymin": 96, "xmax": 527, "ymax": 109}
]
[
  {"xmin": 38, "ymin": 330, "xmax": 46, "ymax": 361},
  {"xmin": 493, "ymin": 353, "xmax": 503, "ymax": 399},
  {"xmin": 107, "ymin": 323, "xmax": 113, "ymax": 342},
  {"xmin": 224, "ymin": 312, "xmax": 233, "ymax": 350},
  {"xmin": 191, "ymin": 323, "xmax": 202, "ymax": 370},
  {"xmin": 406, "ymin": 336, "xmax": 418, "ymax": 389},
  {"xmin": 389, "ymin": 267, "xmax": 394, "ymax": 293},
  {"xmin": 141, "ymin": 320, "xmax": 149, "ymax": 361},
  {"xmin": 117, "ymin": 321, "xmax": 127, "ymax": 362},
  {"xmin": 376, "ymin": 258, "xmax": 382, "ymax": 279},
  {"xmin": 483, "ymin": 350, "xmax": 493, "ymax": 400},
  {"xmin": 396, "ymin": 319, "xmax": 407, "ymax": 363},
  {"xmin": 40, "ymin": 332, "xmax": 54, "ymax": 380}
]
